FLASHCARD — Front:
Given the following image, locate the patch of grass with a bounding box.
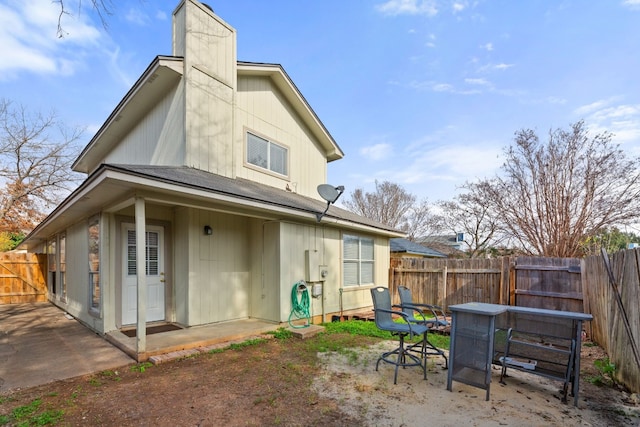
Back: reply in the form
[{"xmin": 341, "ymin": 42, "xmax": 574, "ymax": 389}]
[
  {"xmin": 130, "ymin": 362, "xmax": 154, "ymax": 373},
  {"xmin": 11, "ymin": 399, "xmax": 41, "ymax": 421},
  {"xmin": 29, "ymin": 409, "xmax": 64, "ymax": 426},
  {"xmin": 2, "ymin": 398, "xmax": 62, "ymax": 426},
  {"xmin": 229, "ymin": 338, "xmax": 266, "ymax": 350},
  {"xmin": 269, "ymin": 327, "xmax": 293, "ymax": 340},
  {"xmin": 322, "ymin": 319, "xmax": 450, "ymax": 349}
]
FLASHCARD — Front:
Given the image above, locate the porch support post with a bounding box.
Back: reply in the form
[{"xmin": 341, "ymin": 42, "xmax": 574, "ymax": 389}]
[{"xmin": 135, "ymin": 197, "xmax": 147, "ymax": 355}]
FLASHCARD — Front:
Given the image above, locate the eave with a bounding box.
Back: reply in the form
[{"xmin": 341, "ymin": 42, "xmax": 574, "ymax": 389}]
[{"xmin": 72, "ymin": 56, "xmax": 184, "ymax": 174}]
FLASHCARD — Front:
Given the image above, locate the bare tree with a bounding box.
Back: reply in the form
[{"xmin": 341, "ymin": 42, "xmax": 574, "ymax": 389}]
[
  {"xmin": 0, "ymin": 100, "xmax": 83, "ymax": 234},
  {"xmin": 342, "ymin": 180, "xmax": 439, "ymax": 240},
  {"xmin": 54, "ymin": 0, "xmax": 114, "ymax": 38},
  {"xmin": 438, "ymin": 189, "xmax": 504, "ymax": 258},
  {"xmin": 467, "ymin": 121, "xmax": 640, "ymax": 257}
]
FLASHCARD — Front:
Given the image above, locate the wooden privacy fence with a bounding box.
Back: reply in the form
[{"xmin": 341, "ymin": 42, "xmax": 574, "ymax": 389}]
[
  {"xmin": 582, "ymin": 249, "xmax": 640, "ymax": 393},
  {"xmin": 389, "ymin": 256, "xmax": 583, "ymax": 313},
  {"xmin": 389, "ymin": 253, "xmax": 640, "ymax": 393},
  {"xmin": 0, "ymin": 252, "xmax": 47, "ymax": 303}
]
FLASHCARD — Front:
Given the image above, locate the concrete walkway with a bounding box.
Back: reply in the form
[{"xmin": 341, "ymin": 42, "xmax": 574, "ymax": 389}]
[{"xmin": 0, "ymin": 303, "xmax": 134, "ymax": 394}]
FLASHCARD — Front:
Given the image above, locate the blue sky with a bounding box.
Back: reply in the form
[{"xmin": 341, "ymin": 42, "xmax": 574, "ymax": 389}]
[{"xmin": 2, "ymin": 0, "xmax": 640, "ymax": 203}]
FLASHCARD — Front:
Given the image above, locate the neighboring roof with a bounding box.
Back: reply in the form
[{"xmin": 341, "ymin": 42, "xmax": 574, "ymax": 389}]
[
  {"xmin": 237, "ymin": 62, "xmax": 343, "ymax": 162},
  {"xmin": 390, "ymin": 238, "xmax": 446, "ymax": 258},
  {"xmin": 20, "ymin": 164, "xmax": 402, "ymax": 250}
]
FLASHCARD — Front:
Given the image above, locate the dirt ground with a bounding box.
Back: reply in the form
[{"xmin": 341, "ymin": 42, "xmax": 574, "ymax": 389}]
[{"xmin": 0, "ymin": 334, "xmax": 638, "ymax": 426}]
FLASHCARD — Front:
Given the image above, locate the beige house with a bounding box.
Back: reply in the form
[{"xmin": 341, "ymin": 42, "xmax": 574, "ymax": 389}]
[{"xmin": 19, "ymin": 0, "xmax": 400, "ymax": 359}]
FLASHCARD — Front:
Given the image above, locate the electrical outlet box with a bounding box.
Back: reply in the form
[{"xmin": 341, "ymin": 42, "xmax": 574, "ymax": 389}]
[{"xmin": 312, "ymin": 283, "xmax": 323, "ymax": 298}]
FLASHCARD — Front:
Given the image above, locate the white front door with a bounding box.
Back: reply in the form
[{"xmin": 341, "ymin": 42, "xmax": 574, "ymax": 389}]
[{"xmin": 122, "ymin": 224, "xmax": 165, "ymax": 325}]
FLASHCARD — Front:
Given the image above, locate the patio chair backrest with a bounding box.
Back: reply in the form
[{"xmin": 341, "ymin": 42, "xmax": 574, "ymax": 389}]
[
  {"xmin": 370, "ymin": 286, "xmax": 395, "ymax": 330},
  {"xmin": 398, "ymin": 285, "xmax": 413, "ymax": 306}
]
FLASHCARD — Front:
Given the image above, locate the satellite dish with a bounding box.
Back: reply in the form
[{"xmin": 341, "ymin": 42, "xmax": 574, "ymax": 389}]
[
  {"xmin": 316, "ymin": 184, "xmax": 345, "ymax": 222},
  {"xmin": 317, "ymin": 184, "xmax": 341, "ymax": 203}
]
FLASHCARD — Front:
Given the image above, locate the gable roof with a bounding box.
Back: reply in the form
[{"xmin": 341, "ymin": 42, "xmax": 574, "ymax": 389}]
[
  {"xmin": 72, "ymin": 56, "xmax": 184, "ymax": 174},
  {"xmin": 20, "ymin": 164, "xmax": 402, "ymax": 250},
  {"xmin": 72, "ymin": 57, "xmax": 344, "ymax": 174},
  {"xmin": 237, "ymin": 62, "xmax": 343, "ymax": 161},
  {"xmin": 390, "ymin": 238, "xmax": 446, "ymax": 258}
]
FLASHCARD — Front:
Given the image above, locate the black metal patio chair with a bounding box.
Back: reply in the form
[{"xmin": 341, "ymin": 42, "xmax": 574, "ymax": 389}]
[
  {"xmin": 397, "ymin": 285, "xmax": 449, "ymax": 368},
  {"xmin": 370, "ymin": 286, "xmax": 428, "ymax": 384}
]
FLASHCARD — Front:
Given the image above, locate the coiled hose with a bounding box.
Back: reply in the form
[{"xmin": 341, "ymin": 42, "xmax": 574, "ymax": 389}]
[{"xmin": 288, "ymin": 280, "xmax": 310, "ymax": 329}]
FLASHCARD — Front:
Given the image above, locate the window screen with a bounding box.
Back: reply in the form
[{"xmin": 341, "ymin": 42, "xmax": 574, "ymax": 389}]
[
  {"xmin": 343, "ymin": 234, "xmax": 375, "ymax": 286},
  {"xmin": 246, "ymin": 132, "xmax": 288, "ymax": 176}
]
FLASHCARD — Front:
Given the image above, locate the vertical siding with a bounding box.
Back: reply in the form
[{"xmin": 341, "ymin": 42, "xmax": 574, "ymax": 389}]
[
  {"xmin": 187, "ymin": 209, "xmax": 250, "ymax": 325},
  {"xmin": 182, "ymin": 0, "xmax": 237, "ymax": 177},
  {"xmin": 185, "ymin": 67, "xmax": 234, "ymax": 175},
  {"xmin": 256, "ymin": 221, "xmax": 280, "ymax": 322},
  {"xmin": 236, "ymin": 76, "xmax": 328, "ymax": 199},
  {"xmin": 172, "ymin": 2, "xmax": 185, "ymax": 56},
  {"xmin": 278, "ymin": 223, "xmax": 327, "ymax": 322},
  {"xmin": 173, "ymin": 206, "xmax": 190, "ymax": 325},
  {"xmin": 105, "ymin": 85, "xmax": 185, "ymax": 166}
]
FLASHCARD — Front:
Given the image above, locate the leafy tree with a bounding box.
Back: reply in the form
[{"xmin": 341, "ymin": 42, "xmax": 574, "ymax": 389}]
[
  {"xmin": 0, "ymin": 99, "xmax": 83, "ymax": 234},
  {"xmin": 466, "ymin": 121, "xmax": 640, "ymax": 257},
  {"xmin": 342, "ymin": 180, "xmax": 439, "ymax": 240},
  {"xmin": 581, "ymin": 227, "xmax": 640, "ymax": 255},
  {"xmin": 0, "ymin": 231, "xmax": 26, "ymax": 252}
]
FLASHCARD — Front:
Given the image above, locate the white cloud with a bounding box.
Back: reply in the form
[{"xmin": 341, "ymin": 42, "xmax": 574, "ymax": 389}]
[
  {"xmin": 360, "ymin": 143, "xmax": 394, "ymax": 161},
  {"xmin": 477, "ymin": 62, "xmax": 515, "ymax": 73},
  {"xmin": 408, "ymin": 80, "xmax": 482, "ymax": 95},
  {"xmin": 465, "ymin": 78, "xmax": 491, "ymax": 86},
  {"xmin": 481, "ymin": 42, "xmax": 494, "ymax": 51},
  {"xmin": 622, "ymin": 0, "xmax": 640, "ymax": 9},
  {"xmin": 574, "ymin": 101, "xmax": 640, "ymax": 146},
  {"xmin": 494, "ymin": 63, "xmax": 514, "ymax": 70},
  {"xmin": 0, "ymin": 0, "xmax": 101, "ymax": 78},
  {"xmin": 375, "ymin": 0, "xmax": 438, "ymax": 16},
  {"xmin": 126, "ymin": 8, "xmax": 151, "ymax": 26},
  {"xmin": 573, "ymin": 97, "xmax": 619, "ymax": 116},
  {"xmin": 452, "ymin": 2, "xmax": 467, "ymax": 13}
]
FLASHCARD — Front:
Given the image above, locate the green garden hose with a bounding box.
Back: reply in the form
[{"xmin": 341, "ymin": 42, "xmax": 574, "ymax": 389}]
[{"xmin": 288, "ymin": 280, "xmax": 310, "ymax": 328}]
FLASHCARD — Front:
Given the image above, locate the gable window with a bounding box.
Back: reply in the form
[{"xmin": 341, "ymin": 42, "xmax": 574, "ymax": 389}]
[
  {"xmin": 246, "ymin": 131, "xmax": 288, "ymax": 176},
  {"xmin": 89, "ymin": 215, "xmax": 100, "ymax": 314},
  {"xmin": 343, "ymin": 234, "xmax": 375, "ymax": 287}
]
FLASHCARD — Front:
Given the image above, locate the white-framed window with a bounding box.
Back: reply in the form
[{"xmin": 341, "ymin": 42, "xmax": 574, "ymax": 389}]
[
  {"xmin": 246, "ymin": 131, "xmax": 288, "ymax": 176},
  {"xmin": 88, "ymin": 215, "xmax": 101, "ymax": 314},
  {"xmin": 343, "ymin": 234, "xmax": 375, "ymax": 286}
]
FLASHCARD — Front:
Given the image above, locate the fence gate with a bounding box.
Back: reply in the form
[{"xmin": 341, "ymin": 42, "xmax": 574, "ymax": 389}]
[
  {"xmin": 0, "ymin": 252, "xmax": 48, "ymax": 304},
  {"xmin": 510, "ymin": 256, "xmax": 583, "ymax": 312}
]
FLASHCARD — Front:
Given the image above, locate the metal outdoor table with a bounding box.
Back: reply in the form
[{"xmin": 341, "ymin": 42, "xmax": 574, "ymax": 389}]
[{"xmin": 447, "ymin": 302, "xmax": 592, "ymax": 405}]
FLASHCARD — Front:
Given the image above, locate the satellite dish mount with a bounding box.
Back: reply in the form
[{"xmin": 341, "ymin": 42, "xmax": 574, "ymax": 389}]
[{"xmin": 316, "ymin": 184, "xmax": 345, "ymax": 222}]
